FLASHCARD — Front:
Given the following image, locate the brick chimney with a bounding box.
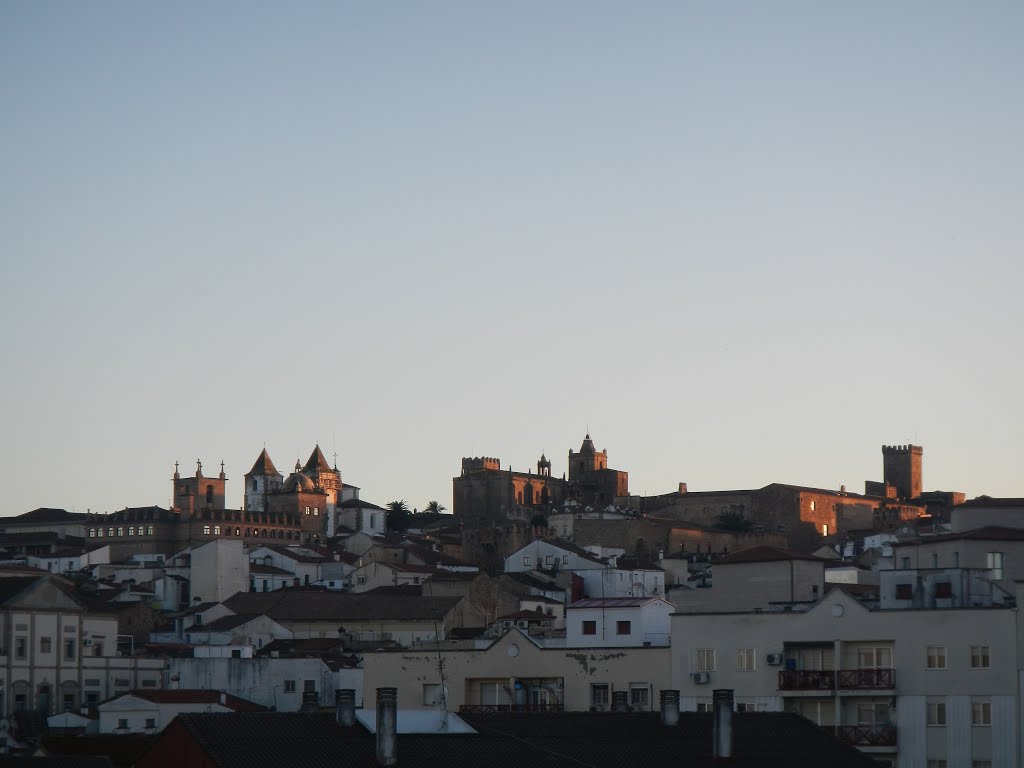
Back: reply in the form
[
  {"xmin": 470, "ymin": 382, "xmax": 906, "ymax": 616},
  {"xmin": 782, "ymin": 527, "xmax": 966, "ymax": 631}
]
[
  {"xmin": 713, "ymin": 689, "xmax": 734, "ymax": 760},
  {"xmin": 376, "ymin": 687, "xmax": 398, "ymax": 767}
]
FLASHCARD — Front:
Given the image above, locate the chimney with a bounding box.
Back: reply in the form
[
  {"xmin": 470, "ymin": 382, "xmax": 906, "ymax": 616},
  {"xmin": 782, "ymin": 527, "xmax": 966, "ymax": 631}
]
[
  {"xmin": 219, "ymin": 691, "xmax": 227, "ymax": 706},
  {"xmin": 713, "ymin": 689, "xmax": 734, "ymax": 760},
  {"xmin": 336, "ymin": 689, "xmax": 356, "ymax": 727},
  {"xmin": 660, "ymin": 689, "xmax": 680, "ymax": 726},
  {"xmin": 300, "ymin": 690, "xmax": 319, "ymax": 713},
  {"xmin": 611, "ymin": 691, "xmax": 629, "ymax": 712},
  {"xmin": 376, "ymin": 687, "xmax": 398, "ymax": 767}
]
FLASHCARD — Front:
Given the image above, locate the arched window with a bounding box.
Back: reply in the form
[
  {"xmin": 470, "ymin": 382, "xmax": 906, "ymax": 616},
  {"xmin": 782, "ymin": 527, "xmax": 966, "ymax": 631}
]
[
  {"xmin": 524, "ymin": 484, "xmax": 534, "ymax": 506},
  {"xmin": 206, "ymin": 485, "xmax": 214, "ymax": 504},
  {"xmin": 251, "ymin": 478, "xmax": 257, "ymax": 491},
  {"xmin": 517, "ymin": 492, "xmax": 523, "ymax": 505}
]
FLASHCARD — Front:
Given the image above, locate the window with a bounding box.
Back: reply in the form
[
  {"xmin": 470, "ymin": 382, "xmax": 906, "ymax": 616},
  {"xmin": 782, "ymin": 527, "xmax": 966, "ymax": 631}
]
[
  {"xmin": 616, "ymin": 620, "xmax": 631, "ymax": 635},
  {"xmin": 986, "ymin": 551, "xmax": 1004, "ymax": 580},
  {"xmin": 810, "ymin": 500, "xmax": 816, "ymax": 511},
  {"xmin": 145, "ymin": 718, "xmax": 156, "ymax": 729},
  {"xmin": 629, "ymin": 684, "xmax": 649, "ymax": 710},
  {"xmin": 314, "ymin": 508, "xmax": 319, "ymax": 516},
  {"xmin": 94, "ymin": 642, "xmax": 104, "ymax": 657},
  {"xmin": 15, "ymin": 638, "xmax": 26, "ymax": 659},
  {"xmin": 64, "ymin": 639, "xmax": 75, "ymax": 660},
  {"xmin": 63, "ymin": 693, "xmax": 75, "ymax": 711},
  {"xmin": 522, "ymin": 556, "xmax": 532, "ymax": 567},
  {"xmin": 193, "ymin": 614, "xmax": 202, "ymax": 626},
  {"xmin": 116, "ymin": 527, "xmax": 123, "ymax": 536},
  {"xmin": 545, "ymin": 555, "xmax": 553, "ymax": 566},
  {"xmin": 856, "ymin": 646, "xmax": 892, "ymax": 669},
  {"xmin": 971, "ymin": 645, "xmax": 991, "ymax": 669},
  {"xmin": 901, "ymin": 557, "xmax": 911, "ymax": 569},
  {"xmin": 305, "ymin": 506, "xmax": 311, "ymax": 515},
  {"xmin": 40, "ymin": 637, "xmax": 52, "ymax": 654},
  {"xmin": 735, "ymin": 702, "xmax": 752, "ymax": 713},
  {"xmin": 926, "ymin": 646, "xmax": 946, "ymax": 669},
  {"xmin": 563, "ymin": 554, "xmax": 569, "ymax": 564},
  {"xmin": 582, "ymin": 620, "xmax": 597, "ymax": 636},
  {"xmin": 927, "ymin": 698, "xmax": 946, "ymax": 726},
  {"xmin": 591, "ymin": 684, "xmax": 609, "ymax": 708},
  {"xmin": 935, "ymin": 581, "xmax": 953, "ymax": 598},
  {"xmin": 423, "ymin": 684, "xmax": 444, "ymax": 706},
  {"xmin": 895, "ymin": 583, "xmax": 913, "ymax": 600},
  {"xmin": 284, "ymin": 680, "xmax": 296, "ymax": 693},
  {"xmin": 206, "ymin": 485, "xmax": 214, "ymax": 503},
  {"xmin": 203, "ymin": 525, "xmax": 211, "ymax": 535},
  {"xmin": 696, "ymin": 648, "xmax": 716, "ymax": 672},
  {"xmin": 214, "ymin": 526, "xmax": 221, "ymax": 535},
  {"xmin": 231, "ymin": 649, "xmax": 242, "ymax": 659},
  {"xmin": 696, "ymin": 700, "xmax": 712, "ymax": 713},
  {"xmin": 88, "ymin": 528, "xmax": 95, "ymax": 538},
  {"xmin": 127, "ymin": 527, "xmax": 134, "ymax": 536},
  {"xmin": 972, "ymin": 698, "xmax": 991, "ymax": 726},
  {"xmin": 117, "ymin": 719, "xmax": 128, "ymax": 730},
  {"xmin": 736, "ymin": 648, "xmax": 756, "ymax": 671},
  {"xmin": 857, "ymin": 701, "xmax": 889, "ymax": 725},
  {"xmin": 953, "ymin": 551, "xmax": 960, "ymax": 567}
]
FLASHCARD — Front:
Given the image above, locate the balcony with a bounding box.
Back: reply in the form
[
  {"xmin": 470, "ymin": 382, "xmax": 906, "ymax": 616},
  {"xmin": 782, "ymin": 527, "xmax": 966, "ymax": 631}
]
[
  {"xmin": 778, "ymin": 670, "xmax": 835, "ymax": 690},
  {"xmin": 834, "ymin": 724, "xmax": 897, "ymax": 747},
  {"xmin": 837, "ymin": 668, "xmax": 894, "ymax": 690},
  {"xmin": 779, "ymin": 668, "xmax": 894, "ymax": 691},
  {"xmin": 458, "ymin": 704, "xmax": 563, "ymax": 713}
]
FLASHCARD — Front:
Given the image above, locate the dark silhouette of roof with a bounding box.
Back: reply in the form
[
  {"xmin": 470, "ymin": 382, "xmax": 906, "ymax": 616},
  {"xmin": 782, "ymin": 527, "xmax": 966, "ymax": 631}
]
[
  {"xmin": 956, "ymin": 496, "xmax": 1024, "ymax": 509},
  {"xmin": 715, "ymin": 546, "xmax": 828, "ymax": 565},
  {"xmin": 246, "ymin": 449, "xmax": 281, "ymax": 478},
  {"xmin": 578, "ymin": 433, "xmax": 596, "ymax": 455},
  {"xmin": 7, "ymin": 507, "xmax": 88, "ymax": 523},
  {"xmin": 222, "ymin": 591, "xmax": 462, "ymax": 622},
  {"xmin": 134, "ymin": 710, "xmax": 879, "ymax": 768},
  {"xmin": 42, "ymin": 734, "xmax": 155, "ymax": 768},
  {"xmin": 0, "ymin": 576, "xmax": 43, "ymax": 605},
  {"xmin": 109, "ymin": 689, "xmax": 267, "ymax": 712}
]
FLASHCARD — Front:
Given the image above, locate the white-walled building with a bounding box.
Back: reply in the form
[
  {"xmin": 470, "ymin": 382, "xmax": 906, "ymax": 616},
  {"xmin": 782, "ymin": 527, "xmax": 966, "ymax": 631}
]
[
  {"xmin": 504, "ymin": 539, "xmax": 607, "ymax": 574},
  {"xmin": 565, "ymin": 596, "xmax": 673, "ymax": 647},
  {"xmin": 190, "ymin": 538, "xmax": 248, "ymax": 605},
  {"xmin": 96, "ymin": 690, "xmax": 267, "ymax": 734}
]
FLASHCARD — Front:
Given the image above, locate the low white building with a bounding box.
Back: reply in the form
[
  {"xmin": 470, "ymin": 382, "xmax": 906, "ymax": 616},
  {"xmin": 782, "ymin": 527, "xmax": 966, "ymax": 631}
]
[
  {"xmin": 504, "ymin": 539, "xmax": 607, "ymax": 574},
  {"xmin": 565, "ymin": 596, "xmax": 673, "ymax": 647},
  {"xmin": 96, "ymin": 689, "xmax": 266, "ymax": 734},
  {"xmin": 576, "ymin": 557, "xmax": 665, "ymax": 600}
]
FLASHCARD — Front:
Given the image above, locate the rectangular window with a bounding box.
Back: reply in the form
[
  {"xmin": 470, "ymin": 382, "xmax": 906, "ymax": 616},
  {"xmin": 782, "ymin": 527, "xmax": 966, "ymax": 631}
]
[
  {"xmin": 40, "ymin": 637, "xmax": 52, "ymax": 653},
  {"xmin": 972, "ymin": 698, "xmax": 991, "ymax": 726},
  {"xmin": 696, "ymin": 700, "xmax": 712, "ymax": 713},
  {"xmin": 616, "ymin": 620, "xmax": 631, "ymax": 635},
  {"xmin": 986, "ymin": 551, "xmax": 1004, "ymax": 580},
  {"xmin": 203, "ymin": 525, "xmax": 211, "ymax": 535},
  {"xmin": 145, "ymin": 718, "xmax": 156, "ymax": 729},
  {"xmin": 895, "ymin": 583, "xmax": 913, "ymax": 600},
  {"xmin": 926, "ymin": 646, "xmax": 946, "ymax": 670},
  {"xmin": 65, "ymin": 639, "xmax": 75, "ymax": 660},
  {"xmin": 88, "ymin": 528, "xmax": 95, "ymax": 538},
  {"xmin": 935, "ymin": 581, "xmax": 953, "ymax": 598},
  {"xmin": 901, "ymin": 557, "xmax": 911, "ymax": 569},
  {"xmin": 107, "ymin": 528, "xmax": 114, "ymax": 537},
  {"xmin": 735, "ymin": 702, "xmax": 752, "ymax": 713},
  {"xmin": 522, "ymin": 556, "xmax": 532, "ymax": 567},
  {"xmin": 736, "ymin": 648, "xmax": 756, "ymax": 671},
  {"xmin": 305, "ymin": 507, "xmax": 311, "ymax": 515},
  {"xmin": 971, "ymin": 645, "xmax": 991, "ymax": 669},
  {"xmin": 629, "ymin": 684, "xmax": 649, "ymax": 710},
  {"xmin": 284, "ymin": 680, "xmax": 296, "ymax": 693},
  {"xmin": 590, "ymin": 684, "xmax": 609, "ymax": 708},
  {"xmin": 214, "ymin": 525, "xmax": 221, "ymax": 535},
  {"xmin": 117, "ymin": 719, "xmax": 128, "ymax": 730},
  {"xmin": 15, "ymin": 638, "xmax": 26, "ymax": 659},
  {"xmin": 696, "ymin": 648, "xmax": 716, "ymax": 672},
  {"xmin": 582, "ymin": 620, "xmax": 597, "ymax": 636},
  {"xmin": 856, "ymin": 646, "xmax": 892, "ymax": 668},
  {"xmin": 63, "ymin": 693, "xmax": 75, "ymax": 711},
  {"xmin": 127, "ymin": 527, "xmax": 134, "ymax": 536},
  {"xmin": 147, "ymin": 525, "xmax": 154, "ymax": 535},
  {"xmin": 927, "ymin": 698, "xmax": 946, "ymax": 726}
]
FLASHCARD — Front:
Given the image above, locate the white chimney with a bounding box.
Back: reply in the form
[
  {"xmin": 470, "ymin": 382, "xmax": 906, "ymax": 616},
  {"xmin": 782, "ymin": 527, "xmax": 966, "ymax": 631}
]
[
  {"xmin": 336, "ymin": 688, "xmax": 356, "ymax": 727},
  {"xmin": 713, "ymin": 689, "xmax": 734, "ymax": 759},
  {"xmin": 376, "ymin": 687, "xmax": 398, "ymax": 767},
  {"xmin": 660, "ymin": 689, "xmax": 680, "ymax": 726}
]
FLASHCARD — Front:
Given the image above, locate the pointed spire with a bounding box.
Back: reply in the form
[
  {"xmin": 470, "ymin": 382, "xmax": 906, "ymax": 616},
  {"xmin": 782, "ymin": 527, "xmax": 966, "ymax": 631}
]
[
  {"xmin": 174, "ymin": 461, "xmax": 180, "ymax": 480},
  {"xmin": 248, "ymin": 449, "xmax": 281, "ymax": 477},
  {"xmin": 303, "ymin": 444, "xmax": 333, "ymax": 474}
]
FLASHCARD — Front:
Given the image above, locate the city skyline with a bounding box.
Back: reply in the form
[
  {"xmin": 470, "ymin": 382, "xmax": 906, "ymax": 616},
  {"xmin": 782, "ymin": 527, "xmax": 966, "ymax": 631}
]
[{"xmin": 2, "ymin": 2, "xmax": 1022, "ymax": 515}]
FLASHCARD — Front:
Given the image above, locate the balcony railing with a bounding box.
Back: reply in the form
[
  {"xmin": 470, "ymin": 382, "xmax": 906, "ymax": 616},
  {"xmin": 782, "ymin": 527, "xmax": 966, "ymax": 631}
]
[
  {"xmin": 779, "ymin": 668, "xmax": 895, "ymax": 691},
  {"xmin": 458, "ymin": 704, "xmax": 563, "ymax": 713},
  {"xmin": 835, "ymin": 725, "xmax": 897, "ymax": 747},
  {"xmin": 837, "ymin": 668, "xmax": 894, "ymax": 690},
  {"xmin": 778, "ymin": 670, "xmax": 835, "ymax": 690}
]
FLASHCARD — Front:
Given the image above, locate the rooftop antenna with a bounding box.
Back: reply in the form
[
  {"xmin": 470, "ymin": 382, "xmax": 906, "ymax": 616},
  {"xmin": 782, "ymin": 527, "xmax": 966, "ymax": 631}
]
[{"xmin": 333, "ymin": 431, "xmax": 338, "ymax": 470}]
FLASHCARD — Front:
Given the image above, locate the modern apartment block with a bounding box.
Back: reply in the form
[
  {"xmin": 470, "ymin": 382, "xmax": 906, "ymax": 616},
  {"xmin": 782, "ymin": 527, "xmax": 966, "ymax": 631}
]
[{"xmin": 671, "ymin": 583, "xmax": 1021, "ymax": 768}]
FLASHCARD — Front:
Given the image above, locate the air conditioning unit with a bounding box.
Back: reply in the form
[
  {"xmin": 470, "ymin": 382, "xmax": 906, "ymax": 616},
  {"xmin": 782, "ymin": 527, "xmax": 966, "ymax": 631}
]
[
  {"xmin": 691, "ymin": 672, "xmax": 711, "ymax": 684},
  {"xmin": 766, "ymin": 653, "xmax": 783, "ymax": 666}
]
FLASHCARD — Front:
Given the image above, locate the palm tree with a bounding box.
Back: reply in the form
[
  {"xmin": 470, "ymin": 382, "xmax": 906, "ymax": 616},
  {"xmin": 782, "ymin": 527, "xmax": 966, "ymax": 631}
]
[
  {"xmin": 423, "ymin": 500, "xmax": 446, "ymax": 516},
  {"xmin": 386, "ymin": 500, "xmax": 411, "ymax": 532}
]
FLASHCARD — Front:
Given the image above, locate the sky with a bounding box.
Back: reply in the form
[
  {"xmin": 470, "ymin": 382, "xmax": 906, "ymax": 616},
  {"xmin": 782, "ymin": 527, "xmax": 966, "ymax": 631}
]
[{"xmin": 1, "ymin": 2, "xmax": 1022, "ymax": 515}]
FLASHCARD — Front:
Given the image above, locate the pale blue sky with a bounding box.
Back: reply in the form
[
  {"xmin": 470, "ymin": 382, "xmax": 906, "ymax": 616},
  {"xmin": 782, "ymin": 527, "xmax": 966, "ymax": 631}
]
[{"xmin": 1, "ymin": 2, "xmax": 1021, "ymax": 514}]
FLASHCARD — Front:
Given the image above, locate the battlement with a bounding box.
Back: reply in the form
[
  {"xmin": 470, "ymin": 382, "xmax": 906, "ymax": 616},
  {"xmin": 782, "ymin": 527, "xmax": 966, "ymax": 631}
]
[
  {"xmin": 882, "ymin": 444, "xmax": 923, "ymax": 455},
  {"xmin": 462, "ymin": 457, "xmax": 501, "ymax": 473}
]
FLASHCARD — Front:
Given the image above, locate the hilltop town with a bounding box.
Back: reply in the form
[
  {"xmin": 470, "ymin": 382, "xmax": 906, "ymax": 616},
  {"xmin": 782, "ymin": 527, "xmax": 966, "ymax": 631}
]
[{"xmin": 0, "ymin": 436, "xmax": 1019, "ymax": 767}]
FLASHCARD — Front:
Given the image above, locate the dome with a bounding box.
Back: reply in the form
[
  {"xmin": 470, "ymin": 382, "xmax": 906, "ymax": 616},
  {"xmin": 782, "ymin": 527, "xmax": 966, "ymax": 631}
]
[{"xmin": 284, "ymin": 473, "xmax": 316, "ymax": 493}]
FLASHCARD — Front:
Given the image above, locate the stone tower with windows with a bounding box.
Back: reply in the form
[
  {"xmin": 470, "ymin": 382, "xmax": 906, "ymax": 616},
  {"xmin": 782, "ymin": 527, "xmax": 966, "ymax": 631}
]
[
  {"xmin": 244, "ymin": 448, "xmax": 284, "ymax": 512},
  {"xmin": 882, "ymin": 444, "xmax": 923, "ymax": 499},
  {"xmin": 173, "ymin": 460, "xmax": 227, "ymax": 514}
]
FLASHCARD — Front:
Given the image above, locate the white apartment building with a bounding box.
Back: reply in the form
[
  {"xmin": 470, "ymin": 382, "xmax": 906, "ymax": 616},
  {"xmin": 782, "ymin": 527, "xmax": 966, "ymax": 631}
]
[
  {"xmin": 566, "ymin": 596, "xmax": 673, "ymax": 647},
  {"xmin": 671, "ymin": 583, "xmax": 1021, "ymax": 768}
]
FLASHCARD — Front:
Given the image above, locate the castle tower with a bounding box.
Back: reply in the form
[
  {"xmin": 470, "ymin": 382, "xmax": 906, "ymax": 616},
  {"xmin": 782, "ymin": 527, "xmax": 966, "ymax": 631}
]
[
  {"xmin": 300, "ymin": 445, "xmax": 342, "ymax": 513},
  {"xmin": 537, "ymin": 453, "xmax": 551, "ymax": 477},
  {"xmin": 882, "ymin": 444, "xmax": 923, "ymax": 500},
  {"xmin": 568, "ymin": 433, "xmax": 608, "ymax": 482},
  {"xmin": 173, "ymin": 459, "xmax": 227, "ymax": 513},
  {"xmin": 244, "ymin": 448, "xmax": 284, "ymax": 512}
]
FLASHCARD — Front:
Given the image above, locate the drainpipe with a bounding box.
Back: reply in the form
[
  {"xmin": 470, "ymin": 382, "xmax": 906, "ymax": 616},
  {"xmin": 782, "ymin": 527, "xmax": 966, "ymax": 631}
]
[
  {"xmin": 713, "ymin": 689, "xmax": 733, "ymax": 760},
  {"xmin": 660, "ymin": 689, "xmax": 680, "ymax": 726},
  {"xmin": 376, "ymin": 687, "xmax": 398, "ymax": 767},
  {"xmin": 336, "ymin": 689, "xmax": 356, "ymax": 727}
]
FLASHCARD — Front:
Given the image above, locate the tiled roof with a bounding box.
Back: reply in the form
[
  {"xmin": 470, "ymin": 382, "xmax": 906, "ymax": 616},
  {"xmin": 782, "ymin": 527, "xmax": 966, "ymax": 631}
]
[
  {"xmin": 0, "ymin": 575, "xmax": 42, "ymax": 605},
  {"xmin": 247, "ymin": 448, "xmax": 281, "ymax": 478},
  {"xmin": 136, "ymin": 711, "xmax": 878, "ymax": 768},
  {"xmin": 255, "ymin": 544, "xmax": 325, "ymax": 564},
  {"xmin": 196, "ymin": 614, "xmax": 263, "ymax": 632},
  {"xmin": 303, "ymin": 445, "xmax": 333, "ymax": 473},
  {"xmin": 338, "ymin": 498, "xmax": 385, "ymax": 511},
  {"xmin": 249, "ymin": 563, "xmax": 294, "ymax": 575},
  {"xmin": 568, "ymin": 596, "xmax": 671, "ymax": 609},
  {"xmin": 222, "ymin": 591, "xmax": 462, "ymax": 622}
]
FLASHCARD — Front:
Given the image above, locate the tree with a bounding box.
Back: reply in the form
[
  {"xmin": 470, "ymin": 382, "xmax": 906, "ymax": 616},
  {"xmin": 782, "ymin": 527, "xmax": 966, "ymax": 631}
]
[
  {"xmin": 386, "ymin": 500, "xmax": 412, "ymax": 532},
  {"xmin": 715, "ymin": 510, "xmax": 754, "ymax": 532},
  {"xmin": 423, "ymin": 500, "xmax": 446, "ymax": 520}
]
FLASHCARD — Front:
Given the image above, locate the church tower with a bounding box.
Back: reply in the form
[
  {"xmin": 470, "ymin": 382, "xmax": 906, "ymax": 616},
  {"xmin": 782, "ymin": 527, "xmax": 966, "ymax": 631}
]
[
  {"xmin": 173, "ymin": 459, "xmax": 227, "ymax": 513},
  {"xmin": 244, "ymin": 448, "xmax": 284, "ymax": 512},
  {"xmin": 299, "ymin": 445, "xmax": 342, "ymax": 513}
]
